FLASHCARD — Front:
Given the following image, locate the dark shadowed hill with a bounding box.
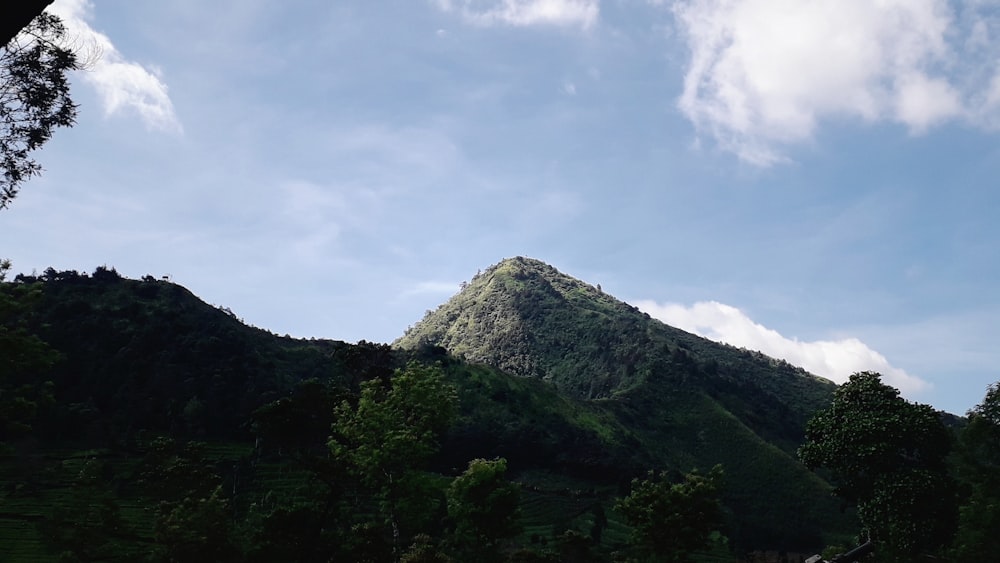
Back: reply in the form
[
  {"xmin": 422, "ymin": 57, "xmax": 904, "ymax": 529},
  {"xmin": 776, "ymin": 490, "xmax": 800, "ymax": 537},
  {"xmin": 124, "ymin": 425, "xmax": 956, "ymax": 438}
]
[
  {"xmin": 0, "ymin": 263, "xmax": 857, "ymax": 556},
  {"xmin": 3, "ymin": 267, "xmax": 396, "ymax": 444}
]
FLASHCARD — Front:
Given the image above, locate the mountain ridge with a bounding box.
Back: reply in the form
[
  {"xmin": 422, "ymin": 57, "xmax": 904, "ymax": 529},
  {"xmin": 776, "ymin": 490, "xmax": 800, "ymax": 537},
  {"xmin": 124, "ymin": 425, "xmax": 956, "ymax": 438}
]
[
  {"xmin": 395, "ymin": 256, "xmax": 836, "ymax": 416},
  {"xmin": 0, "ymin": 263, "xmax": 857, "ymax": 554},
  {"xmin": 395, "ymin": 256, "xmax": 853, "ymax": 548}
]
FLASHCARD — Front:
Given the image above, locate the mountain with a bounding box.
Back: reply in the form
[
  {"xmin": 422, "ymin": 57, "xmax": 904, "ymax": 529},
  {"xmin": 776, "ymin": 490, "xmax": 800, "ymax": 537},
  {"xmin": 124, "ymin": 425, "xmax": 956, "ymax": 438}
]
[
  {"xmin": 396, "ymin": 257, "xmax": 853, "ymax": 547},
  {"xmin": 396, "ymin": 256, "xmax": 835, "ymax": 426},
  {"xmin": 0, "ymin": 263, "xmax": 856, "ymax": 558},
  {"xmin": 0, "ymin": 267, "xmax": 397, "ymax": 444}
]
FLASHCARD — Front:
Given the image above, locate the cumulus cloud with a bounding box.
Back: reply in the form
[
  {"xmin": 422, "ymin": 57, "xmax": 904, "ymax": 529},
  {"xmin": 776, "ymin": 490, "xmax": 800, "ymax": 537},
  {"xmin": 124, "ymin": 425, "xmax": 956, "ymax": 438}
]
[
  {"xmin": 635, "ymin": 299, "xmax": 930, "ymax": 395},
  {"xmin": 670, "ymin": 0, "xmax": 1000, "ymax": 165},
  {"xmin": 434, "ymin": 0, "xmax": 599, "ymax": 29},
  {"xmin": 48, "ymin": 0, "xmax": 181, "ymax": 132}
]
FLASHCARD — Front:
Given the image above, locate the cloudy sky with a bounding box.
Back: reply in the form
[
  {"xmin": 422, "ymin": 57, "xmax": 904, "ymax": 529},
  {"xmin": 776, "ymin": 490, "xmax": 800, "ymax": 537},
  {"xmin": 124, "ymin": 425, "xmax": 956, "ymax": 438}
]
[{"xmin": 5, "ymin": 0, "xmax": 1000, "ymax": 414}]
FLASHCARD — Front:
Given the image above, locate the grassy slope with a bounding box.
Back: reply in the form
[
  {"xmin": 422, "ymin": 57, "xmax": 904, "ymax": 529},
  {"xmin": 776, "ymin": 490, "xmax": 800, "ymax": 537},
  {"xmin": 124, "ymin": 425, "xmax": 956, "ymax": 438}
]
[
  {"xmin": 397, "ymin": 257, "xmax": 855, "ymax": 550},
  {"xmin": 396, "ymin": 257, "xmax": 835, "ymax": 410}
]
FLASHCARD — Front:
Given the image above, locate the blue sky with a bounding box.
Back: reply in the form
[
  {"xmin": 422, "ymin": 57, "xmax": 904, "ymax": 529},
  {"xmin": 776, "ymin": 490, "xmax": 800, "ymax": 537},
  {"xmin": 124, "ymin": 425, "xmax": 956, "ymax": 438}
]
[{"xmin": 5, "ymin": 0, "xmax": 1000, "ymax": 415}]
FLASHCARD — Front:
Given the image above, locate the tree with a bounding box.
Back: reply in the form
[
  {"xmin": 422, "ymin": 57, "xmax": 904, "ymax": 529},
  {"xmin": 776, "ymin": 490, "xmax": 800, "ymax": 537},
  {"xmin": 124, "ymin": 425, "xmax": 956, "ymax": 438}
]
[
  {"xmin": 446, "ymin": 457, "xmax": 521, "ymax": 560},
  {"xmin": 151, "ymin": 486, "xmax": 241, "ymax": 563},
  {"xmin": 615, "ymin": 465, "xmax": 724, "ymax": 563},
  {"xmin": 950, "ymin": 382, "xmax": 1000, "ymax": 560},
  {"xmin": 329, "ymin": 362, "xmax": 457, "ymax": 560},
  {"xmin": 247, "ymin": 380, "xmax": 352, "ymax": 562},
  {"xmin": 39, "ymin": 457, "xmax": 144, "ymax": 561},
  {"xmin": 1, "ymin": 10, "xmax": 78, "ymax": 209},
  {"xmin": 131, "ymin": 437, "xmax": 242, "ymax": 562},
  {"xmin": 0, "ymin": 260, "xmax": 57, "ymax": 449},
  {"xmin": 251, "ymin": 378, "xmax": 346, "ymax": 457},
  {"xmin": 400, "ymin": 534, "xmax": 453, "ymax": 563},
  {"xmin": 133, "ymin": 437, "xmax": 220, "ymax": 502},
  {"xmin": 798, "ymin": 372, "xmax": 956, "ymax": 561}
]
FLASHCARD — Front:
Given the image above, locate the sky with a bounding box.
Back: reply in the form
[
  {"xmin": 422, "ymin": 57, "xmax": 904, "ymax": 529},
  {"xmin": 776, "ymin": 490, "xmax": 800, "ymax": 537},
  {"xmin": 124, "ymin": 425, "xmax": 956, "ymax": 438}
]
[{"xmin": 4, "ymin": 0, "xmax": 1000, "ymax": 415}]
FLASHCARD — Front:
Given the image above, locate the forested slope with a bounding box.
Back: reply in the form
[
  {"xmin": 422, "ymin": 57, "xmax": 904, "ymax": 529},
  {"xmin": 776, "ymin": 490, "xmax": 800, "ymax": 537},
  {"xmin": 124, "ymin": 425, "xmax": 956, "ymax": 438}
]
[{"xmin": 0, "ymin": 265, "xmax": 857, "ymax": 560}]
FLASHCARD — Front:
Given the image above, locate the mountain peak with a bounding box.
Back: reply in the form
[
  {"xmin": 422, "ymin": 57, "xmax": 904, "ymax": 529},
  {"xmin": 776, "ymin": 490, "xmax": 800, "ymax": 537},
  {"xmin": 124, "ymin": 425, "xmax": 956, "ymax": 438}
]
[
  {"xmin": 469, "ymin": 256, "xmax": 605, "ymax": 302},
  {"xmin": 397, "ymin": 257, "xmax": 835, "ymax": 414},
  {"xmin": 475, "ymin": 256, "xmax": 583, "ymax": 290},
  {"xmin": 395, "ymin": 257, "xmax": 679, "ymax": 397},
  {"xmin": 490, "ymin": 256, "xmax": 560, "ymax": 276}
]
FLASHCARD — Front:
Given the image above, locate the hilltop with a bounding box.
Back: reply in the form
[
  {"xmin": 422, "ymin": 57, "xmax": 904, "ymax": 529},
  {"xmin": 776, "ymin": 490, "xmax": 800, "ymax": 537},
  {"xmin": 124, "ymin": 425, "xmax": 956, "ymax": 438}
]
[
  {"xmin": 396, "ymin": 257, "xmax": 852, "ymax": 547},
  {"xmin": 396, "ymin": 256, "xmax": 835, "ymax": 423}
]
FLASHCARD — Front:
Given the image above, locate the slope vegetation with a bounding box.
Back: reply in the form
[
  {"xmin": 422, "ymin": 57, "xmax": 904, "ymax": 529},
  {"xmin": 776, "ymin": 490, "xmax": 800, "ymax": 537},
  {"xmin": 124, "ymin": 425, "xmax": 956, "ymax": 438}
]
[
  {"xmin": 0, "ymin": 264, "xmax": 856, "ymax": 557},
  {"xmin": 396, "ymin": 257, "xmax": 854, "ymax": 547}
]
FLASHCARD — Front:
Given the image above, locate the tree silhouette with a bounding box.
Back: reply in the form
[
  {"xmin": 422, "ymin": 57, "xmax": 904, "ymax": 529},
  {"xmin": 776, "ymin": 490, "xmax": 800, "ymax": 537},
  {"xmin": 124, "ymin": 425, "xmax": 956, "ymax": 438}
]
[{"xmin": 1, "ymin": 9, "xmax": 78, "ymax": 209}]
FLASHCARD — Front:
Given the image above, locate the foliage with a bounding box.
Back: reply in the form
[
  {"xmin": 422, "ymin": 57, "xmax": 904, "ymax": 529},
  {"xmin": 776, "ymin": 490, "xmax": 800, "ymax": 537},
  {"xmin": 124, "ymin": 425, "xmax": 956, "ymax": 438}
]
[
  {"xmin": 446, "ymin": 457, "xmax": 521, "ymax": 559},
  {"xmin": 331, "ymin": 362, "xmax": 456, "ymax": 488},
  {"xmin": 397, "ymin": 257, "xmax": 854, "ymax": 550},
  {"xmin": 134, "ymin": 438, "xmax": 220, "ymax": 501},
  {"xmin": 950, "ymin": 382, "xmax": 1000, "ymax": 560},
  {"xmin": 330, "ymin": 362, "xmax": 458, "ymax": 559},
  {"xmin": 245, "ymin": 379, "xmax": 352, "ymax": 562},
  {"xmin": 396, "ymin": 256, "xmax": 835, "ymax": 419},
  {"xmin": 615, "ymin": 465, "xmax": 725, "ymax": 562},
  {"xmin": 1, "ymin": 269, "xmax": 381, "ymax": 445},
  {"xmin": 251, "ymin": 378, "xmax": 346, "ymax": 456},
  {"xmin": 799, "ymin": 372, "xmax": 957, "ymax": 560},
  {"xmin": 1, "ymin": 12, "xmax": 78, "ymax": 209},
  {"xmin": 0, "ymin": 266, "xmax": 865, "ymax": 559},
  {"xmin": 38, "ymin": 458, "xmax": 133, "ymax": 562},
  {"xmin": 151, "ymin": 486, "xmax": 241, "ymax": 563},
  {"xmin": 434, "ymin": 359, "xmax": 644, "ymax": 482},
  {"xmin": 0, "ymin": 262, "xmax": 56, "ymax": 448},
  {"xmin": 128, "ymin": 437, "xmax": 240, "ymax": 562},
  {"xmin": 400, "ymin": 534, "xmax": 452, "ymax": 563}
]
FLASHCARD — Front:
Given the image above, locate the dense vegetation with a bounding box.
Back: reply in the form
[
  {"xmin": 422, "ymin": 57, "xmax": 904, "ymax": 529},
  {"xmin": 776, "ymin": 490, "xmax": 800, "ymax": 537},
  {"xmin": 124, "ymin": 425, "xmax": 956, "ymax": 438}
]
[
  {"xmin": 398, "ymin": 257, "xmax": 854, "ymax": 549},
  {"xmin": 0, "ymin": 268, "xmax": 736, "ymax": 561},
  {"xmin": 0, "ymin": 259, "xmax": 996, "ymax": 561},
  {"xmin": 800, "ymin": 373, "xmax": 957, "ymax": 561},
  {"xmin": 397, "ymin": 257, "xmax": 834, "ymax": 432},
  {"xmin": 797, "ymin": 372, "xmax": 1000, "ymax": 562}
]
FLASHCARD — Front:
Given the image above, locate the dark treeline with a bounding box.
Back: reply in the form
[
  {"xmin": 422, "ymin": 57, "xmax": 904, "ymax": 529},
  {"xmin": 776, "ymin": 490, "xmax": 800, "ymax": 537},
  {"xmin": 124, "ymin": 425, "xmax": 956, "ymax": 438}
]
[
  {"xmin": 0, "ymin": 270, "xmax": 725, "ymax": 561},
  {"xmin": 1, "ymin": 269, "xmax": 998, "ymax": 561}
]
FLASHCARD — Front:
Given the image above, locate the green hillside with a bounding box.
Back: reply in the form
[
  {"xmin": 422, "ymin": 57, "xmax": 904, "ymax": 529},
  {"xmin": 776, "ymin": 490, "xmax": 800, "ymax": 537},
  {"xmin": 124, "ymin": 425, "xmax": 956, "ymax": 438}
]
[
  {"xmin": 396, "ymin": 257, "xmax": 855, "ymax": 547},
  {"xmin": 396, "ymin": 257, "xmax": 833, "ymax": 411},
  {"xmin": 0, "ymin": 264, "xmax": 857, "ymax": 560}
]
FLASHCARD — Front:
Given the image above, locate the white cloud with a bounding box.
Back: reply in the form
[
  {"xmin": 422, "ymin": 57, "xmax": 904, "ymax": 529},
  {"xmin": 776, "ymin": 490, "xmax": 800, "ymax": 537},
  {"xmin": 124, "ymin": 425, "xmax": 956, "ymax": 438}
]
[
  {"xmin": 48, "ymin": 0, "xmax": 181, "ymax": 132},
  {"xmin": 670, "ymin": 0, "xmax": 1000, "ymax": 165},
  {"xmin": 635, "ymin": 299, "xmax": 930, "ymax": 395},
  {"xmin": 894, "ymin": 72, "xmax": 963, "ymax": 132},
  {"xmin": 434, "ymin": 0, "xmax": 599, "ymax": 29}
]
